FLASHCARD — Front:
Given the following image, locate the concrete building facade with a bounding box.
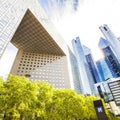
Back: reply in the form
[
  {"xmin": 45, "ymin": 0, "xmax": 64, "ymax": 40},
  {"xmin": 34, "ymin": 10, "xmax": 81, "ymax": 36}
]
[{"xmin": 0, "ymin": 0, "xmax": 78, "ymax": 91}]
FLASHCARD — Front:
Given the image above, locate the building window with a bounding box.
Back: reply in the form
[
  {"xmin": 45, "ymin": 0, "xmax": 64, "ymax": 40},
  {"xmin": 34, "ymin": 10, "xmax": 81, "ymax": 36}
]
[
  {"xmin": 104, "ymin": 27, "xmax": 107, "ymax": 31},
  {"xmin": 75, "ymin": 40, "xmax": 77, "ymax": 43}
]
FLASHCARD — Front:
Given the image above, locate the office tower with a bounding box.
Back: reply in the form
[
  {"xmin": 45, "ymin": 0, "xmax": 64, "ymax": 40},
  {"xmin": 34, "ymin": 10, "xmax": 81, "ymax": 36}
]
[
  {"xmin": 99, "ymin": 24, "xmax": 120, "ymax": 62},
  {"xmin": 96, "ymin": 58, "xmax": 115, "ymax": 81},
  {"xmin": 72, "ymin": 37, "xmax": 95, "ymax": 95},
  {"xmin": 95, "ymin": 78, "xmax": 120, "ymax": 114},
  {"xmin": 68, "ymin": 48, "xmax": 81, "ymax": 94},
  {"xmin": 83, "ymin": 45, "xmax": 101, "ymax": 83},
  {"xmin": 95, "ymin": 79, "xmax": 114, "ymax": 102},
  {"xmin": 108, "ymin": 79, "xmax": 120, "ymax": 106},
  {"xmin": 0, "ymin": 0, "xmax": 77, "ymax": 90},
  {"xmin": 98, "ymin": 37, "xmax": 120, "ymax": 78}
]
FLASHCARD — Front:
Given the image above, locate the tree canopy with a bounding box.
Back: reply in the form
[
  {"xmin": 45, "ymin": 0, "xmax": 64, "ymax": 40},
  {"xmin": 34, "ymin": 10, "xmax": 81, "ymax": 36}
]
[{"xmin": 0, "ymin": 74, "xmax": 118, "ymax": 120}]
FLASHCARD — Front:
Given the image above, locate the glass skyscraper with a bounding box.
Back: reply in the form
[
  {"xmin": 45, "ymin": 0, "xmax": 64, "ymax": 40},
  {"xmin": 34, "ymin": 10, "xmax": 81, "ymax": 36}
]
[
  {"xmin": 68, "ymin": 48, "xmax": 81, "ymax": 93},
  {"xmin": 96, "ymin": 34, "xmax": 120, "ymax": 106},
  {"xmin": 72, "ymin": 37, "xmax": 96, "ymax": 95},
  {"xmin": 96, "ymin": 58, "xmax": 114, "ymax": 81},
  {"xmin": 83, "ymin": 45, "xmax": 101, "ymax": 83},
  {"xmin": 98, "ymin": 37, "xmax": 120, "ymax": 79},
  {"xmin": 99, "ymin": 24, "xmax": 120, "ymax": 63}
]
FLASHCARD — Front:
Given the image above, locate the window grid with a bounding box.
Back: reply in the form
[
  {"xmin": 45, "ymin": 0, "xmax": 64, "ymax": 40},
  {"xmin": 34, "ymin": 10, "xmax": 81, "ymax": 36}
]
[{"xmin": 16, "ymin": 51, "xmax": 66, "ymax": 88}]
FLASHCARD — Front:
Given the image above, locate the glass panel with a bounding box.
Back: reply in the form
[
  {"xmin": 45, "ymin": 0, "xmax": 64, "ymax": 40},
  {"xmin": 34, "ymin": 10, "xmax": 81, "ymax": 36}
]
[
  {"xmin": 3, "ymin": 15, "xmax": 9, "ymax": 23},
  {"xmin": 0, "ymin": 22, "xmax": 4, "ymax": 31},
  {"xmin": 1, "ymin": 33, "xmax": 9, "ymax": 41},
  {"xmin": 0, "ymin": 40, "xmax": 4, "ymax": 45},
  {"xmin": 0, "ymin": 18, "xmax": 8, "ymax": 26},
  {"xmin": 0, "ymin": 0, "xmax": 4, "ymax": 3}
]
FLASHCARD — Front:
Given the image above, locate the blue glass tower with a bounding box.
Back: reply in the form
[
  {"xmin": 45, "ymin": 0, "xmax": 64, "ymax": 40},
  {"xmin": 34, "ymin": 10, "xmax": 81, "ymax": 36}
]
[
  {"xmin": 83, "ymin": 45, "xmax": 101, "ymax": 83},
  {"xmin": 72, "ymin": 37, "xmax": 96, "ymax": 95},
  {"xmin": 98, "ymin": 37, "xmax": 120, "ymax": 79},
  {"xmin": 96, "ymin": 58, "xmax": 114, "ymax": 81},
  {"xmin": 99, "ymin": 24, "xmax": 120, "ymax": 63}
]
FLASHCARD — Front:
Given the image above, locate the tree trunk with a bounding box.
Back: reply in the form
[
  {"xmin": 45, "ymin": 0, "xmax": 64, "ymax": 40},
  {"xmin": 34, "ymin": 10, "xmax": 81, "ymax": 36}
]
[{"xmin": 19, "ymin": 114, "xmax": 23, "ymax": 120}]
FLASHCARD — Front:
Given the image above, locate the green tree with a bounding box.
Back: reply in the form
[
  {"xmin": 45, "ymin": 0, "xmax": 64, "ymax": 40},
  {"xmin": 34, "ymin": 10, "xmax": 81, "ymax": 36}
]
[
  {"xmin": 46, "ymin": 89, "xmax": 86, "ymax": 120},
  {"xmin": 84, "ymin": 95, "xmax": 99, "ymax": 120},
  {"xmin": 0, "ymin": 74, "xmax": 117, "ymax": 120},
  {"xmin": 0, "ymin": 77, "xmax": 5, "ymax": 119},
  {"xmin": 32, "ymin": 81, "xmax": 54, "ymax": 120},
  {"xmin": 3, "ymin": 74, "xmax": 38, "ymax": 120}
]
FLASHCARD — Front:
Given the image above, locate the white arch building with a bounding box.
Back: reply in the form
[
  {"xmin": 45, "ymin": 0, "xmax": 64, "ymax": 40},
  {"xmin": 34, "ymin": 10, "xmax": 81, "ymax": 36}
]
[{"xmin": 0, "ymin": 0, "xmax": 81, "ymax": 92}]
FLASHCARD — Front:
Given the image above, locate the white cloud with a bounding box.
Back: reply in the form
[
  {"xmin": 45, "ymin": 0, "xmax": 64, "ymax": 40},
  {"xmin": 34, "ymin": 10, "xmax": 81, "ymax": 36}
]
[{"xmin": 51, "ymin": 0, "xmax": 120, "ymax": 61}]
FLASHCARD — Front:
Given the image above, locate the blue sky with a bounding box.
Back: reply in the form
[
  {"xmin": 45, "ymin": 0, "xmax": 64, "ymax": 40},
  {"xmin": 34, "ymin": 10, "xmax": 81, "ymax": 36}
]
[
  {"xmin": 38, "ymin": 0, "xmax": 79, "ymax": 12},
  {"xmin": 0, "ymin": 43, "xmax": 17, "ymax": 78}
]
